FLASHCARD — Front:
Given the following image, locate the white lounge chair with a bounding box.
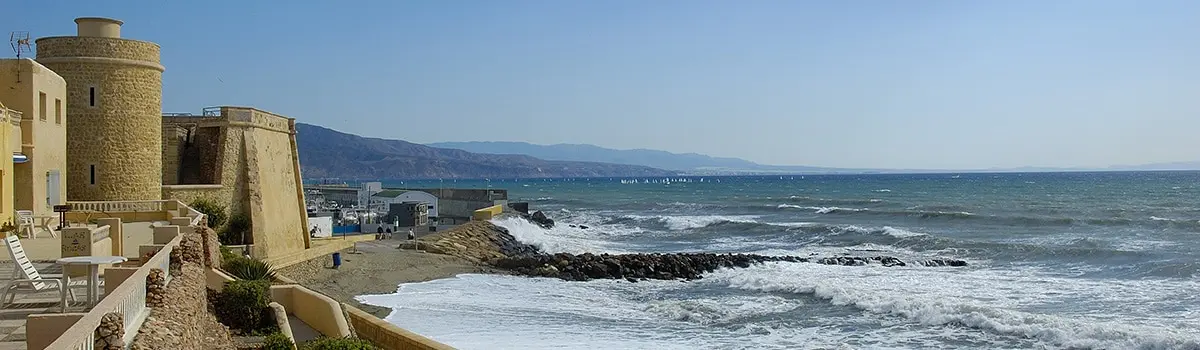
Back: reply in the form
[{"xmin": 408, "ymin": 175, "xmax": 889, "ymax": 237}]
[
  {"xmin": 1, "ymin": 234, "xmax": 79, "ymax": 310},
  {"xmin": 15, "ymin": 211, "xmax": 37, "ymax": 239}
]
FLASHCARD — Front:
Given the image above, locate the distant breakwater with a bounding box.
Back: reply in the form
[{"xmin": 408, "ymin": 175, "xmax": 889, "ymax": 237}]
[{"xmin": 415, "ymin": 213, "xmax": 968, "ymax": 283}]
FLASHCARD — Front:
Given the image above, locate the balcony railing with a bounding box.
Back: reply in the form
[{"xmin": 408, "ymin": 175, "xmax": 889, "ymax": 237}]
[
  {"xmin": 67, "ymin": 200, "xmax": 166, "ymax": 213},
  {"xmin": 45, "ymin": 232, "xmax": 183, "ymax": 350}
]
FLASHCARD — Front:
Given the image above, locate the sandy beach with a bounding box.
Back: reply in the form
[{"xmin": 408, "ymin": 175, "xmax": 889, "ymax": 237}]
[{"xmin": 276, "ymin": 238, "xmax": 501, "ymax": 318}]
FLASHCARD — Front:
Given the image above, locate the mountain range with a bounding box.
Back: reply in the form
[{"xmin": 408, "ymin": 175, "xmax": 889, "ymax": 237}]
[
  {"xmin": 294, "ymin": 124, "xmax": 676, "ymax": 179},
  {"xmin": 294, "ymin": 124, "xmax": 1199, "ymax": 180},
  {"xmin": 428, "ymin": 141, "xmax": 1200, "ymax": 174}
]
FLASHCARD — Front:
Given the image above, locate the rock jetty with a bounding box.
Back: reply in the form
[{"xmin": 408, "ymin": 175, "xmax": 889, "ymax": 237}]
[{"xmin": 414, "ymin": 219, "xmax": 968, "ymax": 282}]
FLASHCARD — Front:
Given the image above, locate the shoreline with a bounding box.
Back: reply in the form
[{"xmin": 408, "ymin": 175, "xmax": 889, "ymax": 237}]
[
  {"xmin": 276, "ymin": 238, "xmax": 504, "ymax": 318},
  {"xmin": 277, "ymin": 216, "xmax": 968, "ymax": 319}
]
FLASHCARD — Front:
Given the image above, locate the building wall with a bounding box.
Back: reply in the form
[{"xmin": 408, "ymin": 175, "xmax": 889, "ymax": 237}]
[
  {"xmin": 0, "ymin": 107, "xmax": 16, "ymax": 224},
  {"xmin": 0, "ymin": 59, "xmax": 68, "ymax": 218},
  {"xmin": 36, "ymin": 35, "xmax": 164, "ymax": 201},
  {"xmin": 242, "ymin": 109, "xmax": 308, "ymax": 258}
]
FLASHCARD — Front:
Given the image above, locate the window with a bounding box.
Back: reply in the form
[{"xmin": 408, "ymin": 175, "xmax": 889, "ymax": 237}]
[
  {"xmin": 55, "ymin": 99, "xmax": 62, "ymax": 124},
  {"xmin": 39, "ymin": 92, "xmax": 47, "ymax": 120},
  {"xmin": 89, "ymin": 87, "xmax": 96, "ymax": 107},
  {"xmin": 90, "ymin": 165, "xmax": 96, "ymax": 185}
]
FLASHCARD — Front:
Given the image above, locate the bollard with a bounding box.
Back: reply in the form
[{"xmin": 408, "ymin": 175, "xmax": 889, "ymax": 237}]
[{"xmin": 332, "ymin": 252, "xmax": 342, "ymax": 269}]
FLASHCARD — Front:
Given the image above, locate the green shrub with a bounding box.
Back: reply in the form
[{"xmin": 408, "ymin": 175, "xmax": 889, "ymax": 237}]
[
  {"xmin": 299, "ymin": 337, "xmax": 377, "ymax": 350},
  {"xmin": 223, "ymin": 256, "xmax": 277, "ymax": 281},
  {"xmin": 219, "ymin": 245, "xmax": 241, "ymax": 263},
  {"xmin": 220, "ymin": 213, "xmax": 252, "ymax": 245},
  {"xmin": 189, "ymin": 198, "xmax": 228, "ymax": 229},
  {"xmin": 263, "ymin": 332, "xmax": 295, "ymax": 350},
  {"xmin": 216, "ymin": 280, "xmax": 272, "ymax": 333}
]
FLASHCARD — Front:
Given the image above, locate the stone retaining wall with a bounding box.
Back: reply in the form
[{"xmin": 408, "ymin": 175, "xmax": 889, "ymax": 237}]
[
  {"xmin": 129, "ymin": 228, "xmax": 234, "ymax": 350},
  {"xmin": 343, "ymin": 304, "xmax": 455, "ymax": 350}
]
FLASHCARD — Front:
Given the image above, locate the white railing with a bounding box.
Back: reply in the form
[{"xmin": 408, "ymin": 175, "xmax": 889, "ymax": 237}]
[
  {"xmin": 44, "ymin": 231, "xmax": 184, "ymax": 350},
  {"xmin": 67, "ymin": 200, "xmax": 167, "ymax": 213},
  {"xmin": 185, "ymin": 205, "xmax": 207, "ymax": 227}
]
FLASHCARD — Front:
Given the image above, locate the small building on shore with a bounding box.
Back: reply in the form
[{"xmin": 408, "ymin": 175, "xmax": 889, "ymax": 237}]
[{"xmin": 370, "ymin": 189, "xmax": 438, "ymax": 219}]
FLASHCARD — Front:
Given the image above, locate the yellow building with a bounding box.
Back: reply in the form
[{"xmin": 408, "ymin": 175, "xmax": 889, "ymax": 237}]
[
  {"xmin": 0, "ymin": 58, "xmax": 69, "ymax": 222},
  {"xmin": 0, "ymin": 103, "xmax": 17, "ymax": 225},
  {"xmin": 35, "ymin": 17, "xmax": 163, "ymax": 202}
]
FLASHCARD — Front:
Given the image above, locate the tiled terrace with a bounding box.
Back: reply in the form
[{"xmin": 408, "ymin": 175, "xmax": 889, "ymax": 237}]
[{"xmin": 0, "ymin": 262, "xmax": 100, "ymax": 350}]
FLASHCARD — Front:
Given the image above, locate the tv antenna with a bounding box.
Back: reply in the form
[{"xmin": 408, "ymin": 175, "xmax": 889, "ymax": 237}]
[{"xmin": 9, "ymin": 31, "xmax": 31, "ymax": 83}]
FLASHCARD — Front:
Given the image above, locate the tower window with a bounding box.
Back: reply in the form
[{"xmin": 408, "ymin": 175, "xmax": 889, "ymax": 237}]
[
  {"xmin": 89, "ymin": 87, "xmax": 96, "ymax": 107},
  {"xmin": 90, "ymin": 165, "xmax": 96, "ymax": 185},
  {"xmin": 55, "ymin": 99, "xmax": 62, "ymax": 124},
  {"xmin": 39, "ymin": 92, "xmax": 47, "ymax": 120}
]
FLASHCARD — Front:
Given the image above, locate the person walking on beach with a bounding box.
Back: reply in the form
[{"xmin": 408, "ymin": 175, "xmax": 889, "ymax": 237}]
[
  {"xmin": 408, "ymin": 228, "xmax": 416, "ymax": 241},
  {"xmin": 385, "ymin": 227, "xmax": 393, "ymax": 239},
  {"xmin": 376, "ymin": 225, "xmax": 384, "ymax": 240}
]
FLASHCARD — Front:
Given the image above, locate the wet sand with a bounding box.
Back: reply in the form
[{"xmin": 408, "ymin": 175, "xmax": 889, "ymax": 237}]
[{"xmin": 276, "ymin": 239, "xmax": 501, "ymax": 318}]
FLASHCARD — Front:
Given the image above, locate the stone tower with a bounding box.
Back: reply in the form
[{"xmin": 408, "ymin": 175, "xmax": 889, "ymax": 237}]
[{"xmin": 36, "ymin": 17, "xmax": 164, "ymax": 201}]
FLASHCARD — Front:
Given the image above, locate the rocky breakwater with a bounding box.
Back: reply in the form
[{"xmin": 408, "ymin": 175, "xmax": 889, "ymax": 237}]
[
  {"xmin": 495, "ymin": 252, "xmax": 805, "ymax": 282},
  {"xmin": 416, "ymin": 219, "xmax": 969, "ymax": 282}
]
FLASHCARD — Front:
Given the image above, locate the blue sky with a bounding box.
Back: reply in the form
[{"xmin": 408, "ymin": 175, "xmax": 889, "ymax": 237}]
[{"xmin": 10, "ymin": 1, "xmax": 1200, "ymax": 169}]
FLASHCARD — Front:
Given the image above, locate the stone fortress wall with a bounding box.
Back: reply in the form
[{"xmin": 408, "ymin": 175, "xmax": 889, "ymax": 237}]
[{"xmin": 161, "ymin": 107, "xmax": 310, "ymax": 258}]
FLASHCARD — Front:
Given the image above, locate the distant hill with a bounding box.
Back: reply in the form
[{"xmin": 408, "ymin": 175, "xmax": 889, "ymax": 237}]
[
  {"xmin": 427, "ymin": 141, "xmax": 762, "ymax": 171},
  {"xmin": 295, "ymin": 124, "xmax": 677, "ymax": 180},
  {"xmin": 426, "ymin": 141, "xmax": 1200, "ymax": 174},
  {"xmin": 1109, "ymin": 161, "xmax": 1200, "ymax": 171}
]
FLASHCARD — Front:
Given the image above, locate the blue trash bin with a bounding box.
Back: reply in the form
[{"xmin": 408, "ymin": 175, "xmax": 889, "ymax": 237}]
[{"xmin": 332, "ymin": 252, "xmax": 342, "ymax": 269}]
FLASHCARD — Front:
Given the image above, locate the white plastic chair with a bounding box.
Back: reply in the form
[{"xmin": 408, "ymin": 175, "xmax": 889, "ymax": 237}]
[
  {"xmin": 15, "ymin": 210, "xmax": 37, "ymax": 239},
  {"xmin": 1, "ymin": 234, "xmax": 78, "ymax": 310}
]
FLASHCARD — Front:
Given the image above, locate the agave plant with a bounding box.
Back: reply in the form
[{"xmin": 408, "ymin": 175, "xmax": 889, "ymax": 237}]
[{"xmin": 223, "ymin": 256, "xmax": 277, "ymax": 281}]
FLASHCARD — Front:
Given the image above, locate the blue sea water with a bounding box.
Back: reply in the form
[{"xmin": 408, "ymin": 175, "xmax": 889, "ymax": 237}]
[{"xmin": 357, "ymin": 172, "xmax": 1200, "ymax": 350}]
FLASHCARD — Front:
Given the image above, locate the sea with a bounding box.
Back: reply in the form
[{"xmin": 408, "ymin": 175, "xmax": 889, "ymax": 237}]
[{"xmin": 356, "ymin": 171, "xmax": 1200, "ymax": 350}]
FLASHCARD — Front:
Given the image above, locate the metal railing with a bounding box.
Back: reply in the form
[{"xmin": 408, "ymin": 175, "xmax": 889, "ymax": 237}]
[
  {"xmin": 66, "ymin": 200, "xmax": 167, "ymax": 213},
  {"xmin": 44, "ymin": 232, "xmax": 184, "ymax": 350},
  {"xmin": 202, "ymin": 107, "xmax": 223, "ymax": 117}
]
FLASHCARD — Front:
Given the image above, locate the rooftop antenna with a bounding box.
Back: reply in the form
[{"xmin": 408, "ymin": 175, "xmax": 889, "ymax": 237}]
[{"xmin": 9, "ymin": 31, "xmax": 31, "ymax": 83}]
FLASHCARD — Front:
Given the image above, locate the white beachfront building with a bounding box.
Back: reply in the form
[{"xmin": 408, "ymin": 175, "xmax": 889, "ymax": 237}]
[{"xmin": 369, "ymin": 189, "xmax": 439, "ymax": 219}]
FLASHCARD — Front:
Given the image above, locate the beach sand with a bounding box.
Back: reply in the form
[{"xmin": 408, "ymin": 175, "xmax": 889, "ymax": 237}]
[{"xmin": 276, "ymin": 239, "xmax": 501, "ymax": 318}]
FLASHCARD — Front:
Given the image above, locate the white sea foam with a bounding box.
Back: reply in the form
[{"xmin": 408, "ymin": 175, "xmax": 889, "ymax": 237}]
[
  {"xmin": 356, "ymin": 262, "xmax": 1200, "ymax": 349},
  {"xmin": 710, "ymin": 262, "xmax": 1200, "ymax": 350},
  {"xmin": 621, "ymin": 214, "xmax": 761, "ymax": 230},
  {"xmin": 490, "ymin": 217, "xmax": 628, "ymax": 254},
  {"xmin": 777, "ymin": 205, "xmax": 867, "ymax": 214},
  {"xmin": 882, "ymin": 226, "xmax": 926, "ymax": 238}
]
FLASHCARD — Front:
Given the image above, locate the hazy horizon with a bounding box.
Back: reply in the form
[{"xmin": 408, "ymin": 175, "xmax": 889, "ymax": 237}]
[{"xmin": 11, "ymin": 1, "xmax": 1200, "ymax": 169}]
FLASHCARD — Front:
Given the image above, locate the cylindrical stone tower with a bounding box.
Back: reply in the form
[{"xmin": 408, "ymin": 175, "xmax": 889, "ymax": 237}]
[{"xmin": 35, "ymin": 17, "xmax": 164, "ymax": 201}]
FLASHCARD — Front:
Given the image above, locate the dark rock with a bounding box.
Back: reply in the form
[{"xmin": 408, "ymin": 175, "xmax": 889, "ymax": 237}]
[
  {"xmin": 529, "ymin": 211, "xmax": 555, "ymax": 229},
  {"xmin": 475, "ymin": 221, "xmax": 967, "ymax": 282}
]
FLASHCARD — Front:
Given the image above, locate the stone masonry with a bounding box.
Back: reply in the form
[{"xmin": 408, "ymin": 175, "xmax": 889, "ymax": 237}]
[{"xmin": 36, "ymin": 23, "xmax": 165, "ymax": 201}]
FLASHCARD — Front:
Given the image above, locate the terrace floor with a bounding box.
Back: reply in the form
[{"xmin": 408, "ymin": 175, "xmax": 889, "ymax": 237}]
[
  {"xmin": 0, "ymin": 262, "xmax": 106, "ymax": 350},
  {"xmin": 0, "ymin": 221, "xmax": 167, "ymax": 349}
]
